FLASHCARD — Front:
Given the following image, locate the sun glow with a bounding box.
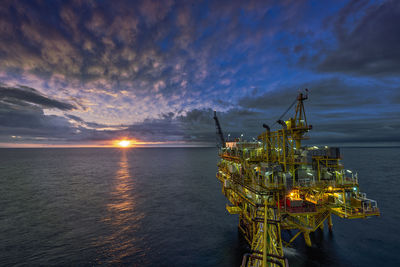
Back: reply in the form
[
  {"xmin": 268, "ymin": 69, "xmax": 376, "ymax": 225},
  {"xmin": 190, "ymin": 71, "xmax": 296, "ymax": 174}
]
[
  {"xmin": 119, "ymin": 140, "xmax": 131, "ymax": 147},
  {"xmin": 107, "ymin": 138, "xmax": 180, "ymax": 148},
  {"xmin": 114, "ymin": 139, "xmax": 134, "ymax": 148}
]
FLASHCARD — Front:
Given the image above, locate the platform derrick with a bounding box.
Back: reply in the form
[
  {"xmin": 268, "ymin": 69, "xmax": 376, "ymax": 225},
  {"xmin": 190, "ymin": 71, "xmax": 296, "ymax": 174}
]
[{"xmin": 215, "ymin": 91, "xmax": 380, "ymax": 267}]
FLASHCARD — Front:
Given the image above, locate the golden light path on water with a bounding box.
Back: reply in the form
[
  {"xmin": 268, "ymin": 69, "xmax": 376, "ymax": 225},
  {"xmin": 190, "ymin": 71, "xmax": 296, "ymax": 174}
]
[{"xmin": 99, "ymin": 149, "xmax": 145, "ymax": 264}]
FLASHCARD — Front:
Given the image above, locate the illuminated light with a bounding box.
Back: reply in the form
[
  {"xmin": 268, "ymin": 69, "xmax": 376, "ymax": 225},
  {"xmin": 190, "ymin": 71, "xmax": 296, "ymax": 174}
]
[
  {"xmin": 346, "ymin": 170, "xmax": 352, "ymax": 173},
  {"xmin": 307, "ymin": 172, "xmax": 313, "ymax": 176},
  {"xmin": 353, "ymin": 187, "xmax": 357, "ymax": 191},
  {"xmin": 290, "ymin": 192, "xmax": 294, "ymax": 197},
  {"xmin": 328, "ymin": 186, "xmax": 333, "ymax": 191}
]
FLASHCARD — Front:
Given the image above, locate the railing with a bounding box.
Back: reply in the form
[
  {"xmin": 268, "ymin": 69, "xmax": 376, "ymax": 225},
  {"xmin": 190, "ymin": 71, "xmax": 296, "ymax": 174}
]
[
  {"xmin": 314, "ymin": 210, "xmax": 329, "ymax": 228},
  {"xmin": 285, "ymin": 215, "xmax": 310, "ymax": 230},
  {"xmin": 331, "ymin": 201, "xmax": 379, "ymax": 218},
  {"xmin": 342, "ymin": 176, "xmax": 358, "ymax": 185},
  {"xmin": 285, "ymin": 205, "xmax": 317, "ymax": 214}
]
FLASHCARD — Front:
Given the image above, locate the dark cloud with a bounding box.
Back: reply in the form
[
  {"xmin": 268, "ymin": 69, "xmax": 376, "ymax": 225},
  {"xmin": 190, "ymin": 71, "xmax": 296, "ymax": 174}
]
[
  {"xmin": 318, "ymin": 0, "xmax": 400, "ymax": 76},
  {"xmin": 238, "ymin": 78, "xmax": 389, "ymax": 111},
  {"xmin": 127, "ymin": 118, "xmax": 184, "ymax": 142},
  {"xmin": 0, "ymin": 85, "xmax": 102, "ymax": 143},
  {"xmin": 0, "ymin": 101, "xmax": 77, "ymax": 143},
  {"xmin": 65, "ymin": 114, "xmax": 120, "ymax": 129},
  {"xmin": 309, "ymin": 113, "xmax": 400, "ymax": 144},
  {"xmin": 0, "ymin": 84, "xmax": 75, "ymax": 110},
  {"xmin": 0, "ymin": 84, "xmax": 79, "ymax": 141},
  {"xmin": 236, "ymin": 77, "xmax": 400, "ymax": 144}
]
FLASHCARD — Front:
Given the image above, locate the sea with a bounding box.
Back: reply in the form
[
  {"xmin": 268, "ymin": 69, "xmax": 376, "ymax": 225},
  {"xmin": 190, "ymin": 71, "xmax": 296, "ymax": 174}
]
[{"xmin": 0, "ymin": 147, "xmax": 398, "ymax": 266}]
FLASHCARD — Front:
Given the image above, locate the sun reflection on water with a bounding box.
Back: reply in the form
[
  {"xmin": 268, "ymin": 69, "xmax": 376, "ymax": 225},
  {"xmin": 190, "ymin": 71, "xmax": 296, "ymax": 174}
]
[{"xmin": 98, "ymin": 150, "xmax": 145, "ymax": 264}]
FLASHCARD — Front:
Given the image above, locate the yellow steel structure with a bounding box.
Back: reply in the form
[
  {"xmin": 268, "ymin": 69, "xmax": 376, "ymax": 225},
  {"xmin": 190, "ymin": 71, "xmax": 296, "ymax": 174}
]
[{"xmin": 216, "ymin": 92, "xmax": 380, "ymax": 267}]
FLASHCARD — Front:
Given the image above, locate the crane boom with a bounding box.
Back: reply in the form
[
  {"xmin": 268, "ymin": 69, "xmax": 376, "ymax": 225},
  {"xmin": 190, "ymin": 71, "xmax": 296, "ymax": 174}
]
[{"xmin": 213, "ymin": 111, "xmax": 225, "ymax": 148}]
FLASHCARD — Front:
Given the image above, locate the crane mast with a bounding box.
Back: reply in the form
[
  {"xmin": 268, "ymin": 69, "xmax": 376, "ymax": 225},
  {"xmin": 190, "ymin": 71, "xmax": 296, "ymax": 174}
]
[{"xmin": 213, "ymin": 111, "xmax": 226, "ymax": 148}]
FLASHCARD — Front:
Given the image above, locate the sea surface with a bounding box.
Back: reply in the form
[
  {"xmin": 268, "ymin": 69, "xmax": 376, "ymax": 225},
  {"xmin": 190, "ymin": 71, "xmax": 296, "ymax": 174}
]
[{"xmin": 0, "ymin": 147, "xmax": 398, "ymax": 266}]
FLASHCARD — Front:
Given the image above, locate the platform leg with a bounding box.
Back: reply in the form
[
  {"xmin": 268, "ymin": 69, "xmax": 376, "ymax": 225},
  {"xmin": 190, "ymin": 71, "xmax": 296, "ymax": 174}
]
[
  {"xmin": 304, "ymin": 232, "xmax": 312, "ymax": 247},
  {"xmin": 328, "ymin": 213, "xmax": 333, "ymax": 232},
  {"xmin": 263, "ymin": 199, "xmax": 268, "ymax": 267}
]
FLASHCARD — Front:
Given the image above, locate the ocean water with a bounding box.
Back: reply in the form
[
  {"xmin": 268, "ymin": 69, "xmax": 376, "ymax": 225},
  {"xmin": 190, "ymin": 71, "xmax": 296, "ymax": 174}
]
[{"xmin": 0, "ymin": 147, "xmax": 398, "ymax": 266}]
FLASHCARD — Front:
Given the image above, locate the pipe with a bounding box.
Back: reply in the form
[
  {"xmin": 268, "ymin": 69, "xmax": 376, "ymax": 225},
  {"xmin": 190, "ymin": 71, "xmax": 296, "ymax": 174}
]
[{"xmin": 241, "ymin": 253, "xmax": 251, "ymax": 267}]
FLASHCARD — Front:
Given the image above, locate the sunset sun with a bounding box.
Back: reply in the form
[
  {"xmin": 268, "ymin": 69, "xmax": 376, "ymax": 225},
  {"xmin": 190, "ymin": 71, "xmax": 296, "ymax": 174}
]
[{"xmin": 117, "ymin": 140, "xmax": 131, "ymax": 148}]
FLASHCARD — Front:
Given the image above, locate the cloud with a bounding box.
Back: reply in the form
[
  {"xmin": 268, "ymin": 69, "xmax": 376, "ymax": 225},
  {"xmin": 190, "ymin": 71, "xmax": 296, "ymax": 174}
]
[
  {"xmin": 318, "ymin": 0, "xmax": 400, "ymax": 76},
  {"xmin": 236, "ymin": 77, "xmax": 400, "ymax": 144},
  {"xmin": 0, "ymin": 81, "xmax": 398, "ymax": 146},
  {"xmin": 0, "ymin": 84, "xmax": 83, "ymax": 144},
  {"xmin": 0, "ymin": 1, "xmax": 399, "ymax": 146},
  {"xmin": 0, "ymin": 84, "xmax": 75, "ymax": 110},
  {"xmin": 0, "ymin": 0, "xmax": 310, "ymax": 113},
  {"xmin": 238, "ymin": 78, "xmax": 386, "ymax": 111},
  {"xmin": 0, "ymin": 83, "xmax": 211, "ymax": 144}
]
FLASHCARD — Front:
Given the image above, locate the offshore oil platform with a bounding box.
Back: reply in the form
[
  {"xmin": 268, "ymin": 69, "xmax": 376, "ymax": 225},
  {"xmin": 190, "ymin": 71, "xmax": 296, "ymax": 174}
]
[{"xmin": 214, "ymin": 91, "xmax": 379, "ymax": 267}]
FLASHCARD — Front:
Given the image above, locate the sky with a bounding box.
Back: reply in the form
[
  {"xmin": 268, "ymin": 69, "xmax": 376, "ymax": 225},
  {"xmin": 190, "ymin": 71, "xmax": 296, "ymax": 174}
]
[{"xmin": 0, "ymin": 0, "xmax": 399, "ymax": 147}]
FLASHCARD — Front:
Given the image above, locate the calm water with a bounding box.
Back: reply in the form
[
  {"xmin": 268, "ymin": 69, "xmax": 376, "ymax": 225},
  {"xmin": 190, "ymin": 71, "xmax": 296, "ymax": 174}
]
[{"xmin": 0, "ymin": 147, "xmax": 398, "ymax": 266}]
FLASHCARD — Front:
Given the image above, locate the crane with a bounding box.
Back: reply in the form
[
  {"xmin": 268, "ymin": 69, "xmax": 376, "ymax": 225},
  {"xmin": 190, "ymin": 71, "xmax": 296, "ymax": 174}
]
[{"xmin": 213, "ymin": 111, "xmax": 226, "ymax": 148}]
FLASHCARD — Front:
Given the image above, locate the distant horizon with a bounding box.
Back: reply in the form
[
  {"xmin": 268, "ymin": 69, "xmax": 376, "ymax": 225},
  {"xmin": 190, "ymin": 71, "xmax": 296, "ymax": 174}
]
[
  {"xmin": 1, "ymin": 142, "xmax": 399, "ymax": 149},
  {"xmin": 0, "ymin": 142, "xmax": 216, "ymax": 148}
]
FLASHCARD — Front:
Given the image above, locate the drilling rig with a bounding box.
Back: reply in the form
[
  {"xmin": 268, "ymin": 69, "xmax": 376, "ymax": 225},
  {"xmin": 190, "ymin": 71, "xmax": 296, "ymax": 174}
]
[{"xmin": 215, "ymin": 91, "xmax": 379, "ymax": 267}]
